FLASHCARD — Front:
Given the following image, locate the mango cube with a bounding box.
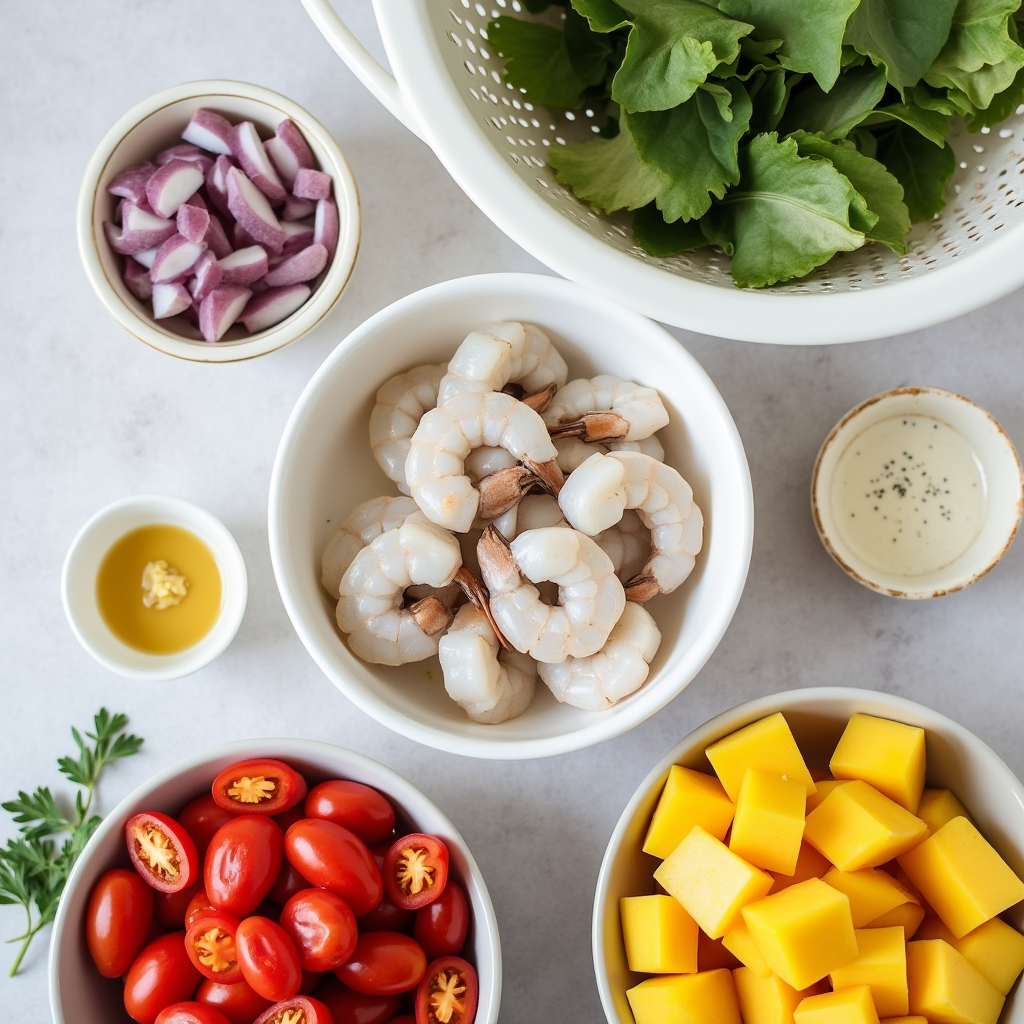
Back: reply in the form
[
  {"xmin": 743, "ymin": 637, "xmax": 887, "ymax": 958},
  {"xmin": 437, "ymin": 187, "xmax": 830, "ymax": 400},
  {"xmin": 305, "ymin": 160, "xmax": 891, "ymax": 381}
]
[
  {"xmin": 822, "ymin": 867, "xmax": 920, "ymax": 928},
  {"xmin": 916, "ymin": 789, "xmax": 971, "ymax": 834},
  {"xmin": 794, "ymin": 985, "xmax": 880, "ymax": 1024},
  {"xmin": 620, "ymin": 895, "xmax": 698, "ymax": 974},
  {"xmin": 869, "ymin": 900, "xmax": 925, "ymax": 938},
  {"xmin": 808, "ymin": 779, "xmax": 851, "ymax": 813},
  {"xmin": 655, "ymin": 826, "xmax": 773, "ymax": 939},
  {"xmin": 830, "ymin": 927, "xmax": 909, "ymax": 1017},
  {"xmin": 721, "ymin": 919, "xmax": 771, "ymax": 977},
  {"xmin": 804, "ymin": 781, "xmax": 928, "ymax": 871},
  {"xmin": 733, "ymin": 967, "xmax": 805, "ymax": 1024},
  {"xmin": 906, "ymin": 940, "xmax": 1004, "ymax": 1024},
  {"xmin": 706, "ymin": 713, "xmax": 816, "ymax": 803},
  {"xmin": 741, "ymin": 878, "xmax": 858, "ymax": 990},
  {"xmin": 626, "ymin": 968, "xmax": 741, "ymax": 1024},
  {"xmin": 644, "ymin": 765, "xmax": 735, "ymax": 859},
  {"xmin": 770, "ymin": 843, "xmax": 832, "ymax": 894},
  {"xmin": 916, "ymin": 915, "xmax": 1024, "ymax": 995},
  {"xmin": 830, "ymin": 714, "xmax": 926, "ymax": 813},
  {"xmin": 897, "ymin": 816, "xmax": 1024, "ymax": 938},
  {"xmin": 730, "ymin": 769, "xmax": 807, "ymax": 874}
]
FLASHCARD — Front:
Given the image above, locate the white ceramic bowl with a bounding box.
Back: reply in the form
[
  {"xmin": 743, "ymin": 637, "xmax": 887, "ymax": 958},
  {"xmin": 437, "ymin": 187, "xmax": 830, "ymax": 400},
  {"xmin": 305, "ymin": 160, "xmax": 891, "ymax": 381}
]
[
  {"xmin": 269, "ymin": 272, "xmax": 753, "ymax": 759},
  {"xmin": 78, "ymin": 80, "xmax": 360, "ymax": 362},
  {"xmin": 61, "ymin": 495, "xmax": 247, "ymax": 680},
  {"xmin": 48, "ymin": 738, "xmax": 501, "ymax": 1024},
  {"xmin": 593, "ymin": 687, "xmax": 1024, "ymax": 1024},
  {"xmin": 812, "ymin": 387, "xmax": 1024, "ymax": 598}
]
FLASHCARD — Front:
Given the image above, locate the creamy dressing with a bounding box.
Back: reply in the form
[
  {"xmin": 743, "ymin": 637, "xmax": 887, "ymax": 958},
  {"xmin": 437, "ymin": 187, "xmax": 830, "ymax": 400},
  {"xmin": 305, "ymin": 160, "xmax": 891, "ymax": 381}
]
[{"xmin": 830, "ymin": 415, "xmax": 987, "ymax": 576}]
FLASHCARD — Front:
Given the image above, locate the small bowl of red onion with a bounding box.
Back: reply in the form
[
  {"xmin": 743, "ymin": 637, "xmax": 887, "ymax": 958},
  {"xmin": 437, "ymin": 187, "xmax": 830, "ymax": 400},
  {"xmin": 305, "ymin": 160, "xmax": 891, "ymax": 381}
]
[{"xmin": 78, "ymin": 80, "xmax": 360, "ymax": 362}]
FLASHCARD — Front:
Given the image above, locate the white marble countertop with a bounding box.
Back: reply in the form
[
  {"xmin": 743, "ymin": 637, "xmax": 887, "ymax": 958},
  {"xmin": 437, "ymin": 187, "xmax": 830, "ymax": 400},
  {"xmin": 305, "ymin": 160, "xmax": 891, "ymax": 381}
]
[{"xmin": 2, "ymin": 2, "xmax": 1022, "ymax": 1021}]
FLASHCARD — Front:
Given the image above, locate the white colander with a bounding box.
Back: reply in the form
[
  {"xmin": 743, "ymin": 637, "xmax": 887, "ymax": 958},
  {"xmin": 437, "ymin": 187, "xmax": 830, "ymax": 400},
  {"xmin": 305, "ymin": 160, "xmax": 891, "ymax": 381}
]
[{"xmin": 303, "ymin": 0, "xmax": 1024, "ymax": 343}]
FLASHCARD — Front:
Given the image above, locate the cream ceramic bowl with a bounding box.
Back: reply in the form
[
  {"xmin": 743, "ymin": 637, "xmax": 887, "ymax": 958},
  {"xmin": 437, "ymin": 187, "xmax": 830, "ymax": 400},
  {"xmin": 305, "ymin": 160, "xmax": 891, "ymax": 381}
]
[
  {"xmin": 269, "ymin": 273, "xmax": 753, "ymax": 760},
  {"xmin": 48, "ymin": 738, "xmax": 501, "ymax": 1024},
  {"xmin": 61, "ymin": 495, "xmax": 247, "ymax": 680},
  {"xmin": 78, "ymin": 80, "xmax": 360, "ymax": 362},
  {"xmin": 593, "ymin": 687, "xmax": 1024, "ymax": 1024},
  {"xmin": 812, "ymin": 387, "xmax": 1023, "ymax": 598}
]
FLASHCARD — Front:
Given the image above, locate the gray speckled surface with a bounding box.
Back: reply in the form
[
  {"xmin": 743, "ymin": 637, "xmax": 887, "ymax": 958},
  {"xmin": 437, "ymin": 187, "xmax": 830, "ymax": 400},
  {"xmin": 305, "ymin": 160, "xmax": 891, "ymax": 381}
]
[{"xmin": 1, "ymin": 2, "xmax": 1022, "ymax": 1021}]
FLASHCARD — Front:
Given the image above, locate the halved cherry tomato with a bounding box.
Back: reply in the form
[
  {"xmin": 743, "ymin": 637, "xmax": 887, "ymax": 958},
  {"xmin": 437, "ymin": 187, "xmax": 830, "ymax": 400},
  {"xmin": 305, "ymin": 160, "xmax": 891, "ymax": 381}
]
[
  {"xmin": 268, "ymin": 859, "xmax": 309, "ymax": 906},
  {"xmin": 212, "ymin": 759, "xmax": 307, "ymax": 816},
  {"xmin": 124, "ymin": 932, "xmax": 202, "ymax": 1024},
  {"xmin": 186, "ymin": 889, "xmax": 219, "ymax": 930},
  {"xmin": 280, "ymin": 888, "xmax": 358, "ymax": 972},
  {"xmin": 413, "ymin": 883, "xmax": 468, "ymax": 960},
  {"xmin": 195, "ymin": 978, "xmax": 273, "ymax": 1024},
  {"xmin": 253, "ymin": 995, "xmax": 334, "ymax": 1024},
  {"xmin": 415, "ymin": 956, "xmax": 478, "ymax": 1024},
  {"xmin": 185, "ymin": 910, "xmax": 243, "ymax": 984},
  {"xmin": 284, "ymin": 819, "xmax": 382, "ymax": 917},
  {"xmin": 316, "ymin": 975, "xmax": 401, "ymax": 1024},
  {"xmin": 155, "ymin": 879, "xmax": 204, "ymax": 930},
  {"xmin": 155, "ymin": 1002, "xmax": 233, "ymax": 1024},
  {"xmin": 236, "ymin": 915, "xmax": 303, "ymax": 1002},
  {"xmin": 305, "ymin": 780, "xmax": 396, "ymax": 844},
  {"xmin": 383, "ymin": 835, "xmax": 448, "ymax": 911},
  {"xmin": 178, "ymin": 795, "xmax": 236, "ymax": 858},
  {"xmin": 127, "ymin": 812, "xmax": 200, "ymax": 894},
  {"xmin": 205, "ymin": 815, "xmax": 283, "ymax": 917},
  {"xmin": 86, "ymin": 868, "xmax": 154, "ymax": 978},
  {"xmin": 334, "ymin": 932, "xmax": 427, "ymax": 995}
]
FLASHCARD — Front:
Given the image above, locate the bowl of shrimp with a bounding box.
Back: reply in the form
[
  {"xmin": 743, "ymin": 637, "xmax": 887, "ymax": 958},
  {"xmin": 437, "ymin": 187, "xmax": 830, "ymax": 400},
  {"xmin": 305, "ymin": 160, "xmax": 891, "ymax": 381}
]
[{"xmin": 269, "ymin": 272, "xmax": 752, "ymax": 759}]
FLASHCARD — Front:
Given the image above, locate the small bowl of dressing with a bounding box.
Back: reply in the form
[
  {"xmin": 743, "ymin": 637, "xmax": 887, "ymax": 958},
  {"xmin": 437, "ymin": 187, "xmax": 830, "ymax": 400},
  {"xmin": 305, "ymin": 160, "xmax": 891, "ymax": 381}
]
[
  {"xmin": 812, "ymin": 387, "xmax": 1023, "ymax": 598},
  {"xmin": 62, "ymin": 495, "xmax": 247, "ymax": 679}
]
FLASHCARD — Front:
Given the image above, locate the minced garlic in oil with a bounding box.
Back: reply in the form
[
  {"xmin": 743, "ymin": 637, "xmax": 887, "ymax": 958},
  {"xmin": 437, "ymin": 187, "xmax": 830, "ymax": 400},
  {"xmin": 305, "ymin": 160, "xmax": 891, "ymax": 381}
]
[{"xmin": 141, "ymin": 560, "xmax": 189, "ymax": 609}]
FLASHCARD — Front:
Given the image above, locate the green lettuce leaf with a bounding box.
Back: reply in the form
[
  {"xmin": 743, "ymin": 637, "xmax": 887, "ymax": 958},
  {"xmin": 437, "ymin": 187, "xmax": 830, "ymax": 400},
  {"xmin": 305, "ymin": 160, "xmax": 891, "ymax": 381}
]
[
  {"xmin": 489, "ymin": 17, "xmax": 591, "ymax": 108},
  {"xmin": 960, "ymin": 63, "xmax": 1024, "ymax": 126},
  {"xmin": 748, "ymin": 70, "xmax": 803, "ymax": 134},
  {"xmin": 860, "ymin": 100, "xmax": 951, "ymax": 146},
  {"xmin": 632, "ymin": 202, "xmax": 711, "ymax": 254},
  {"xmin": 572, "ymin": 0, "xmax": 631, "ymax": 32},
  {"xmin": 564, "ymin": 5, "xmax": 618, "ymax": 86},
  {"xmin": 781, "ymin": 63, "xmax": 887, "ymax": 139},
  {"xmin": 876, "ymin": 123, "xmax": 956, "ymax": 221}
]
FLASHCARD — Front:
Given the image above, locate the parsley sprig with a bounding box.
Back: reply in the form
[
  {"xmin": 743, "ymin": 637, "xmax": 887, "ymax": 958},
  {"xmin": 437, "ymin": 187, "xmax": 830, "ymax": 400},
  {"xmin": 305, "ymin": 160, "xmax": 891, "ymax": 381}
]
[{"xmin": 0, "ymin": 709, "xmax": 143, "ymax": 975}]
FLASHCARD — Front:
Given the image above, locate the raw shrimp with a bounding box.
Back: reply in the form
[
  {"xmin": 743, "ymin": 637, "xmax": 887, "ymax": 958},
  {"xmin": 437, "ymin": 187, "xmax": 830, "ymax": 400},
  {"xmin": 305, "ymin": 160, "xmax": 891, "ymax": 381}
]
[
  {"xmin": 438, "ymin": 605, "xmax": 537, "ymax": 724},
  {"xmin": 553, "ymin": 434, "xmax": 665, "ymax": 474},
  {"xmin": 464, "ymin": 445, "xmax": 518, "ymax": 483},
  {"xmin": 437, "ymin": 321, "xmax": 568, "ymax": 404},
  {"xmin": 369, "ymin": 363, "xmax": 446, "ymax": 494},
  {"xmin": 539, "ymin": 602, "xmax": 661, "ymax": 711},
  {"xmin": 495, "ymin": 493, "xmax": 567, "ymax": 540},
  {"xmin": 557, "ymin": 452, "xmax": 703, "ymax": 601},
  {"xmin": 595, "ymin": 509, "xmax": 650, "ymax": 582},
  {"xmin": 543, "ymin": 375, "xmax": 669, "ymax": 444},
  {"xmin": 406, "ymin": 390, "xmax": 564, "ymax": 534},
  {"xmin": 477, "ymin": 525, "xmax": 626, "ymax": 663}
]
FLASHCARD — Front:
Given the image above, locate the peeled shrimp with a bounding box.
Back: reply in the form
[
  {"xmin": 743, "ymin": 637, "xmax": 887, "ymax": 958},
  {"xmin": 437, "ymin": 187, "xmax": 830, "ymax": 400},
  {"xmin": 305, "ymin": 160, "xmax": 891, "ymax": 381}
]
[
  {"xmin": 543, "ymin": 375, "xmax": 669, "ymax": 444},
  {"xmin": 493, "ymin": 493, "xmax": 567, "ymax": 540},
  {"xmin": 369, "ymin": 363, "xmax": 446, "ymax": 494},
  {"xmin": 539, "ymin": 602, "xmax": 661, "ymax": 711},
  {"xmin": 553, "ymin": 434, "xmax": 665, "ymax": 474},
  {"xmin": 477, "ymin": 525, "xmax": 626, "ymax": 663},
  {"xmin": 595, "ymin": 509, "xmax": 650, "ymax": 582},
  {"xmin": 439, "ymin": 605, "xmax": 537, "ymax": 724},
  {"xmin": 557, "ymin": 452, "xmax": 703, "ymax": 601}
]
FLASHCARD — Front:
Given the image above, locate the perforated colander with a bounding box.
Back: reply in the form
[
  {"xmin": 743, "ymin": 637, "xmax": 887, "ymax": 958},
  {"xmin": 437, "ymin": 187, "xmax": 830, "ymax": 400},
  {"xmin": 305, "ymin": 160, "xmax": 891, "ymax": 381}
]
[{"xmin": 303, "ymin": 0, "xmax": 1024, "ymax": 343}]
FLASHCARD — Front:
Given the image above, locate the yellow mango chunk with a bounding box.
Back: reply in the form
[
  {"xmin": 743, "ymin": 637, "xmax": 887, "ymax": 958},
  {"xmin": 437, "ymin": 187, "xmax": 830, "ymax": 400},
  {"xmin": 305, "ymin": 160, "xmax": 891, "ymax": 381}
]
[
  {"xmin": 655, "ymin": 826, "xmax": 773, "ymax": 939},
  {"xmin": 804, "ymin": 781, "xmax": 928, "ymax": 871},
  {"xmin": 706, "ymin": 713, "xmax": 817, "ymax": 803},
  {"xmin": 770, "ymin": 843, "xmax": 833, "ymax": 894},
  {"xmin": 722, "ymin": 918, "xmax": 771, "ymax": 977},
  {"xmin": 916, "ymin": 789, "xmax": 971, "ymax": 834},
  {"xmin": 794, "ymin": 984, "xmax": 880, "ymax": 1024},
  {"xmin": 897, "ymin": 816, "xmax": 1024, "ymax": 938},
  {"xmin": 822, "ymin": 867, "xmax": 919, "ymax": 928},
  {"xmin": 915, "ymin": 915, "xmax": 1024, "ymax": 995},
  {"xmin": 830, "ymin": 927, "xmax": 909, "ymax": 1017},
  {"xmin": 808, "ymin": 779, "xmax": 851, "ymax": 813},
  {"xmin": 730, "ymin": 769, "xmax": 807, "ymax": 874},
  {"xmin": 741, "ymin": 878, "xmax": 858, "ymax": 990},
  {"xmin": 733, "ymin": 967, "xmax": 805, "ymax": 1024},
  {"xmin": 620, "ymin": 895, "xmax": 699, "ymax": 974},
  {"xmin": 906, "ymin": 940, "xmax": 1004, "ymax": 1024},
  {"xmin": 644, "ymin": 765, "xmax": 736, "ymax": 859},
  {"xmin": 830, "ymin": 714, "xmax": 926, "ymax": 813},
  {"xmin": 869, "ymin": 900, "xmax": 925, "ymax": 938},
  {"xmin": 626, "ymin": 968, "xmax": 741, "ymax": 1024}
]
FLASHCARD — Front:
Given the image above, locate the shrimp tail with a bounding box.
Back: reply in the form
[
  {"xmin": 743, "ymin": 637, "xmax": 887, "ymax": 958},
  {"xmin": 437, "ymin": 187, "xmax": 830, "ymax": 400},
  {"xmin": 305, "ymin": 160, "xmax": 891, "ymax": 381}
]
[
  {"xmin": 523, "ymin": 456, "xmax": 565, "ymax": 497},
  {"xmin": 521, "ymin": 381, "xmax": 558, "ymax": 413},
  {"xmin": 454, "ymin": 565, "xmax": 512, "ymax": 651},
  {"xmin": 477, "ymin": 466, "xmax": 544, "ymax": 521},
  {"xmin": 407, "ymin": 595, "xmax": 456, "ymax": 635},
  {"xmin": 623, "ymin": 571, "xmax": 661, "ymax": 603},
  {"xmin": 548, "ymin": 411, "xmax": 630, "ymax": 444}
]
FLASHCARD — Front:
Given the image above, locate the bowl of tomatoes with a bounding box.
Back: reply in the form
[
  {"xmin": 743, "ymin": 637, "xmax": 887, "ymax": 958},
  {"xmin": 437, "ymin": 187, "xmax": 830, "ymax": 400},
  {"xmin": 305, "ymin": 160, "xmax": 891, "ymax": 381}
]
[{"xmin": 49, "ymin": 739, "xmax": 499, "ymax": 1024}]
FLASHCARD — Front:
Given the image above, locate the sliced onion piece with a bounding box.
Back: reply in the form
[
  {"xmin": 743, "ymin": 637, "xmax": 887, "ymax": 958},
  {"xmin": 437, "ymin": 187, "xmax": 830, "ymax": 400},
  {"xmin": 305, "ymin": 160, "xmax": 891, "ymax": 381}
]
[
  {"xmin": 205, "ymin": 155, "xmax": 236, "ymax": 217},
  {"xmin": 123, "ymin": 258, "xmax": 153, "ymax": 301},
  {"xmin": 263, "ymin": 243, "xmax": 327, "ymax": 287},
  {"xmin": 107, "ymin": 163, "xmax": 157, "ymax": 206},
  {"xmin": 177, "ymin": 203, "xmax": 210, "ymax": 244},
  {"xmin": 239, "ymin": 284, "xmax": 311, "ymax": 333},
  {"xmin": 157, "ymin": 143, "xmax": 213, "ymax": 175},
  {"xmin": 145, "ymin": 159, "xmax": 204, "ymax": 218},
  {"xmin": 204, "ymin": 214, "xmax": 233, "ymax": 259},
  {"xmin": 313, "ymin": 197, "xmax": 339, "ymax": 260},
  {"xmin": 182, "ymin": 108, "xmax": 235, "ymax": 156},
  {"xmin": 226, "ymin": 167, "xmax": 285, "ymax": 255},
  {"xmin": 105, "ymin": 203, "xmax": 177, "ymax": 254},
  {"xmin": 152, "ymin": 282, "xmax": 192, "ymax": 319},
  {"xmin": 281, "ymin": 220, "xmax": 314, "ymax": 255},
  {"xmin": 188, "ymin": 251, "xmax": 223, "ymax": 303},
  {"xmin": 199, "ymin": 284, "xmax": 252, "ymax": 342},
  {"xmin": 150, "ymin": 234, "xmax": 208, "ymax": 285},
  {"xmin": 281, "ymin": 195, "xmax": 316, "ymax": 222},
  {"xmin": 218, "ymin": 245, "xmax": 269, "ymax": 286},
  {"xmin": 292, "ymin": 168, "xmax": 332, "ymax": 201},
  {"xmin": 232, "ymin": 121, "xmax": 287, "ymax": 204}
]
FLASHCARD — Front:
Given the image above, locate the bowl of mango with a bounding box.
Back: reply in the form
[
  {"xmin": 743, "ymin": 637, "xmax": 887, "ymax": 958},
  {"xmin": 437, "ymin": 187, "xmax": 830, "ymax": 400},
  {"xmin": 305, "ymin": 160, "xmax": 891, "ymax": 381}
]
[{"xmin": 593, "ymin": 687, "xmax": 1024, "ymax": 1024}]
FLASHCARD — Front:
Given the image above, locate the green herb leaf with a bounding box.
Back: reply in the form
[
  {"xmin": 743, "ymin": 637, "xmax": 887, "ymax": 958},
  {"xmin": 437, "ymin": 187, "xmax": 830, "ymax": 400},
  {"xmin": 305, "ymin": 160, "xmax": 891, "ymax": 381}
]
[
  {"xmin": 748, "ymin": 69, "xmax": 803, "ymax": 134},
  {"xmin": 633, "ymin": 201, "xmax": 711, "ymax": 254},
  {"xmin": 781, "ymin": 63, "xmax": 887, "ymax": 139},
  {"xmin": 564, "ymin": 5, "xmax": 618, "ymax": 86},
  {"xmin": 0, "ymin": 788, "xmax": 73, "ymax": 841},
  {"xmin": 876, "ymin": 123, "xmax": 956, "ymax": 222},
  {"xmin": 962, "ymin": 62, "xmax": 1024, "ymax": 127},
  {"xmin": 572, "ymin": 0, "xmax": 631, "ymax": 32},
  {"xmin": 860, "ymin": 100, "xmax": 951, "ymax": 147},
  {"xmin": 489, "ymin": 16, "xmax": 591, "ymax": 108}
]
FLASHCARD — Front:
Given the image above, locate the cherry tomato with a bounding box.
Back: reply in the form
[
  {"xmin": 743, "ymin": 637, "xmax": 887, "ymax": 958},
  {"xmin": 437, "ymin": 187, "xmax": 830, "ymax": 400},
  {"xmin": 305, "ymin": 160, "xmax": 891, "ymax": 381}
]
[
  {"xmin": 413, "ymin": 883, "xmax": 468, "ymax": 960},
  {"xmin": 383, "ymin": 835, "xmax": 448, "ymax": 911},
  {"xmin": 178, "ymin": 795, "xmax": 236, "ymax": 858},
  {"xmin": 415, "ymin": 957, "xmax": 478, "ymax": 1024},
  {"xmin": 359, "ymin": 890, "xmax": 414, "ymax": 934},
  {"xmin": 280, "ymin": 888, "xmax": 358, "ymax": 972},
  {"xmin": 212, "ymin": 759, "xmax": 307, "ymax": 816},
  {"xmin": 253, "ymin": 995, "xmax": 334, "ymax": 1024},
  {"xmin": 305, "ymin": 781, "xmax": 396, "ymax": 844},
  {"xmin": 205, "ymin": 815, "xmax": 283, "ymax": 917},
  {"xmin": 316, "ymin": 975, "xmax": 401, "ymax": 1024},
  {"xmin": 155, "ymin": 1002, "xmax": 233, "ymax": 1024},
  {"xmin": 124, "ymin": 932, "xmax": 202, "ymax": 1024},
  {"xmin": 334, "ymin": 932, "xmax": 427, "ymax": 995},
  {"xmin": 185, "ymin": 910, "xmax": 243, "ymax": 984},
  {"xmin": 273, "ymin": 804, "xmax": 307, "ymax": 832},
  {"xmin": 285, "ymin": 819, "xmax": 382, "ymax": 917},
  {"xmin": 127, "ymin": 811, "xmax": 200, "ymax": 895},
  {"xmin": 268, "ymin": 859, "xmax": 309, "ymax": 906},
  {"xmin": 186, "ymin": 889, "xmax": 219, "ymax": 930},
  {"xmin": 155, "ymin": 879, "xmax": 204, "ymax": 930},
  {"xmin": 85, "ymin": 868, "xmax": 154, "ymax": 978},
  {"xmin": 195, "ymin": 978, "xmax": 272, "ymax": 1024},
  {"xmin": 236, "ymin": 915, "xmax": 303, "ymax": 1002}
]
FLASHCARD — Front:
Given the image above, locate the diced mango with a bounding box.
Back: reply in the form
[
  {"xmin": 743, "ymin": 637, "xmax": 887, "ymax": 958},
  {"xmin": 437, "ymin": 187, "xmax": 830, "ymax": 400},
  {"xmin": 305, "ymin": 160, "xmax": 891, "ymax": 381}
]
[
  {"xmin": 644, "ymin": 765, "xmax": 736, "ymax": 859},
  {"xmin": 916, "ymin": 789, "xmax": 971, "ymax": 834},
  {"xmin": 655, "ymin": 826, "xmax": 773, "ymax": 939},
  {"xmin": 626, "ymin": 968, "xmax": 742, "ymax": 1024},
  {"xmin": 897, "ymin": 816, "xmax": 1024, "ymax": 938},
  {"xmin": 706, "ymin": 713, "xmax": 817, "ymax": 803},
  {"xmin": 808, "ymin": 780, "xmax": 851, "ymax": 813},
  {"xmin": 770, "ymin": 843, "xmax": 833, "ymax": 894},
  {"xmin": 906, "ymin": 940, "xmax": 1004, "ymax": 1024},
  {"xmin": 730, "ymin": 769, "xmax": 807, "ymax": 874},
  {"xmin": 620, "ymin": 895, "xmax": 699, "ymax": 974},
  {"xmin": 822, "ymin": 867, "xmax": 919, "ymax": 928},
  {"xmin": 830, "ymin": 714, "xmax": 926, "ymax": 813},
  {"xmin": 741, "ymin": 878, "xmax": 859, "ymax": 990},
  {"xmin": 794, "ymin": 984, "xmax": 880, "ymax": 1024},
  {"xmin": 804, "ymin": 781, "xmax": 928, "ymax": 871},
  {"xmin": 722, "ymin": 918, "xmax": 771, "ymax": 977},
  {"xmin": 869, "ymin": 900, "xmax": 925, "ymax": 938},
  {"xmin": 699, "ymin": 929, "xmax": 742, "ymax": 970},
  {"xmin": 830, "ymin": 927, "xmax": 909, "ymax": 1017},
  {"xmin": 733, "ymin": 967, "xmax": 805, "ymax": 1024},
  {"xmin": 915, "ymin": 915, "xmax": 1024, "ymax": 995}
]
